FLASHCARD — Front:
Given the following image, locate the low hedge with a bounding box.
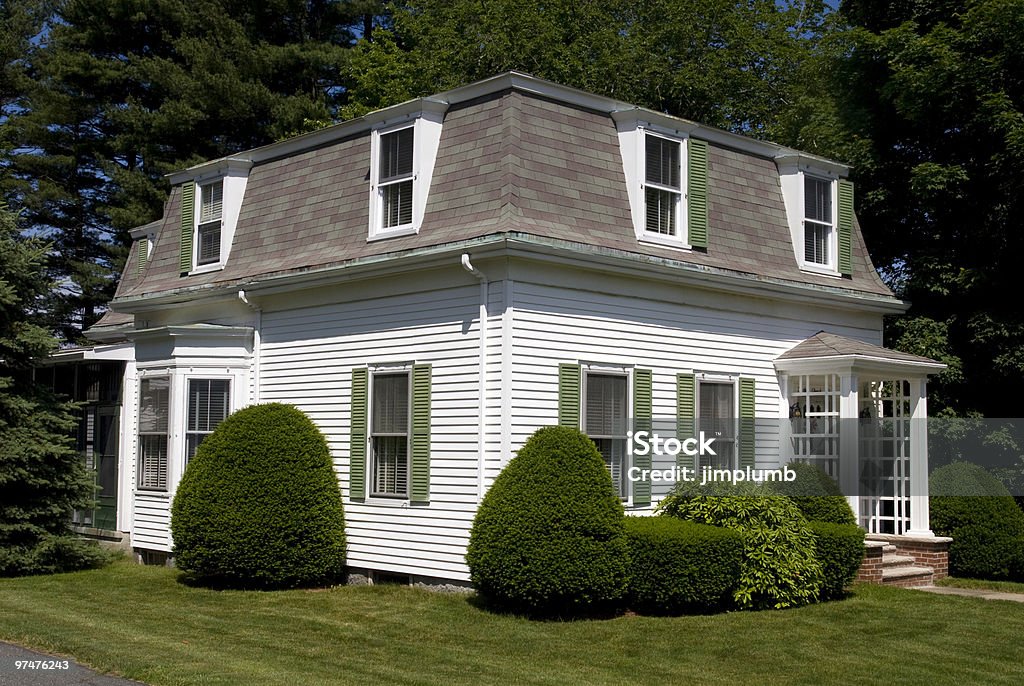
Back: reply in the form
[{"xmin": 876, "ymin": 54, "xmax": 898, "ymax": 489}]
[
  {"xmin": 623, "ymin": 516, "xmax": 742, "ymax": 615},
  {"xmin": 948, "ymin": 525, "xmax": 1024, "ymax": 582},
  {"xmin": 930, "ymin": 462, "xmax": 1024, "ymax": 580},
  {"xmin": 768, "ymin": 461, "xmax": 856, "ymax": 525},
  {"xmin": 658, "ymin": 479, "xmax": 823, "ymax": 610},
  {"xmin": 807, "ymin": 521, "xmax": 864, "ymax": 599}
]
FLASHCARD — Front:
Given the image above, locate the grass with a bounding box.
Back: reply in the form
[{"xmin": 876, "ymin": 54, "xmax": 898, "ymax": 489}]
[
  {"xmin": 937, "ymin": 576, "xmax": 1024, "ymax": 594},
  {"xmin": 2, "ymin": 561, "xmax": 1024, "ymax": 686}
]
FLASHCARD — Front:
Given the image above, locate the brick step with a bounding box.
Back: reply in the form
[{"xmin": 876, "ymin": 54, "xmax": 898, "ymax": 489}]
[
  {"xmin": 881, "ymin": 565, "xmax": 934, "ymax": 588},
  {"xmin": 882, "ymin": 554, "xmax": 916, "ymax": 568},
  {"xmin": 881, "ymin": 544, "xmax": 897, "ymax": 554}
]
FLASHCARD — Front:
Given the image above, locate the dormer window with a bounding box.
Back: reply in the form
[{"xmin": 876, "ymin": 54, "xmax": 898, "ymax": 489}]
[
  {"xmin": 803, "ymin": 176, "xmax": 833, "ymax": 266},
  {"xmin": 644, "ymin": 134, "xmax": 682, "ymax": 237},
  {"xmin": 379, "ymin": 127, "xmax": 414, "ymax": 229},
  {"xmin": 366, "ymin": 109, "xmax": 445, "ymax": 241},
  {"xmin": 197, "ymin": 180, "xmax": 223, "ymax": 266},
  {"xmin": 614, "ymin": 114, "xmax": 709, "ymax": 250},
  {"xmin": 175, "ymin": 158, "xmax": 251, "ymax": 276}
]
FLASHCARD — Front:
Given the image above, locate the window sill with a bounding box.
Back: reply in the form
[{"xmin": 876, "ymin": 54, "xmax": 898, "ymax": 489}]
[
  {"xmin": 134, "ymin": 490, "xmax": 170, "ymax": 498},
  {"xmin": 799, "ymin": 263, "xmax": 841, "ymax": 278},
  {"xmin": 363, "ymin": 496, "xmax": 411, "ymax": 507},
  {"xmin": 638, "ymin": 234, "xmax": 692, "ymax": 252},
  {"xmin": 189, "ymin": 262, "xmax": 225, "ymax": 276},
  {"xmin": 368, "ymin": 225, "xmax": 419, "ymax": 242}
]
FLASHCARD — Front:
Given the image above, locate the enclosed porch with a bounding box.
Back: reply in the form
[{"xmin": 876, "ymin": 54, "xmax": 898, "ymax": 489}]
[{"xmin": 774, "ymin": 332, "xmax": 946, "ymax": 538}]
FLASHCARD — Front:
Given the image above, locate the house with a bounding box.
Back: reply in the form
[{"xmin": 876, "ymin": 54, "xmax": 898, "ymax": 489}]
[{"xmin": 67, "ymin": 72, "xmax": 948, "ymax": 585}]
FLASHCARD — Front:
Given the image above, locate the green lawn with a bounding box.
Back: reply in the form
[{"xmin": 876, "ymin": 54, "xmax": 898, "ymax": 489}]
[
  {"xmin": 937, "ymin": 576, "xmax": 1024, "ymax": 594},
  {"xmin": 1, "ymin": 561, "xmax": 1023, "ymax": 686}
]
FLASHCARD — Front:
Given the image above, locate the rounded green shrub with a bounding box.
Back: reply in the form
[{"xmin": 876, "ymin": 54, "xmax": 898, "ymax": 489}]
[
  {"xmin": 171, "ymin": 403, "xmax": 346, "ymax": 589},
  {"xmin": 623, "ymin": 516, "xmax": 741, "ymax": 614},
  {"xmin": 930, "ymin": 462, "xmax": 1024, "ymax": 581},
  {"xmin": 807, "ymin": 521, "xmax": 864, "ymax": 599},
  {"xmin": 658, "ymin": 479, "xmax": 823, "ymax": 610},
  {"xmin": 466, "ymin": 426, "xmax": 628, "ymax": 617},
  {"xmin": 948, "ymin": 525, "xmax": 1024, "ymax": 581},
  {"xmin": 768, "ymin": 462, "xmax": 856, "ymax": 525}
]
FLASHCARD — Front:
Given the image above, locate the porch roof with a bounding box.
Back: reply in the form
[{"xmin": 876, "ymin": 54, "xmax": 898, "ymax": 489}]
[{"xmin": 774, "ymin": 331, "xmax": 946, "ymax": 376}]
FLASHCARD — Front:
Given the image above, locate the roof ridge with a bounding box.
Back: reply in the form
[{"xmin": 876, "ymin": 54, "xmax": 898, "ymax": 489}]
[{"xmin": 500, "ymin": 90, "xmax": 524, "ymax": 220}]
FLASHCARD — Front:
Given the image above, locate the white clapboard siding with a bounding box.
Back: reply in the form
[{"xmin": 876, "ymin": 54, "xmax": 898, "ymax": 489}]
[
  {"xmin": 132, "ymin": 493, "xmax": 172, "ymax": 551},
  {"xmin": 259, "ymin": 283, "xmax": 487, "ymax": 582},
  {"xmin": 505, "ymin": 279, "xmax": 883, "ymax": 500}
]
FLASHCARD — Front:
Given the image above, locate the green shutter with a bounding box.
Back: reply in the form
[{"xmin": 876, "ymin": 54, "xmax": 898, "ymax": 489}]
[
  {"xmin": 350, "ymin": 368, "xmax": 368, "ymax": 500},
  {"xmin": 136, "ymin": 238, "xmax": 148, "ymax": 275},
  {"xmin": 410, "ymin": 363, "xmax": 432, "ymax": 503},
  {"xmin": 687, "ymin": 138, "xmax": 709, "ymax": 248},
  {"xmin": 558, "ymin": 363, "xmax": 581, "ymax": 428},
  {"xmin": 632, "ymin": 368, "xmax": 653, "ymax": 507},
  {"xmin": 179, "ymin": 181, "xmax": 195, "ymax": 274},
  {"xmin": 838, "ymin": 179, "xmax": 854, "ymax": 276},
  {"xmin": 676, "ymin": 373, "xmax": 696, "ymax": 472},
  {"xmin": 739, "ymin": 377, "xmax": 756, "ymax": 469}
]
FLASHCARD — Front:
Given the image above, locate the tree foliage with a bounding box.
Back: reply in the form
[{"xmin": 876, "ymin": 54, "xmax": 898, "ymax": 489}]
[
  {"xmin": 2, "ymin": 0, "xmax": 384, "ymax": 341},
  {"xmin": 0, "ymin": 201, "xmax": 105, "ymax": 576},
  {"xmin": 782, "ymin": 0, "xmax": 1024, "ymax": 416}
]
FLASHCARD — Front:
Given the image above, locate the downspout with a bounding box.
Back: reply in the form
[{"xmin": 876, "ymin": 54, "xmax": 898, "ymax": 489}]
[
  {"xmin": 461, "ymin": 254, "xmax": 488, "ymax": 502},
  {"xmin": 238, "ymin": 290, "xmax": 261, "ymax": 404}
]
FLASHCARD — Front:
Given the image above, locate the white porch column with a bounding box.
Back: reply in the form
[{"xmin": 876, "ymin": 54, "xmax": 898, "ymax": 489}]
[
  {"xmin": 839, "ymin": 372, "xmax": 860, "ymax": 518},
  {"xmin": 907, "ymin": 377, "xmax": 933, "ymax": 537}
]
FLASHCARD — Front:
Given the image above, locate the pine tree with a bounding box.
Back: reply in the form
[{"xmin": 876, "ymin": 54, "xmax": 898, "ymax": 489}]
[{"xmin": 0, "ymin": 201, "xmax": 104, "ymax": 576}]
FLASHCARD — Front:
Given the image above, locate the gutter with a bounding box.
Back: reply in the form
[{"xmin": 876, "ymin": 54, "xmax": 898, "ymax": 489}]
[
  {"xmin": 461, "ymin": 254, "xmax": 489, "ymax": 502},
  {"xmin": 110, "ymin": 233, "xmax": 906, "ymax": 316}
]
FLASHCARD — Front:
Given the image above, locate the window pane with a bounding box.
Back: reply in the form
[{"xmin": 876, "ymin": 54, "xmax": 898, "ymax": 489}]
[
  {"xmin": 804, "ymin": 221, "xmax": 829, "ymax": 264},
  {"xmin": 200, "ymin": 180, "xmax": 223, "ymax": 222},
  {"xmin": 138, "ymin": 378, "xmax": 169, "ymax": 432},
  {"xmin": 187, "ymin": 379, "xmax": 231, "ymax": 432},
  {"xmin": 380, "ymin": 128, "xmax": 414, "ymax": 180},
  {"xmin": 584, "ymin": 374, "xmax": 627, "ymax": 436},
  {"xmin": 645, "ymin": 135, "xmax": 680, "ymax": 188},
  {"xmin": 382, "ymin": 180, "xmax": 413, "ymax": 228},
  {"xmin": 197, "ymin": 221, "xmax": 221, "ymax": 264},
  {"xmin": 700, "ymin": 382, "xmax": 734, "ymax": 438},
  {"xmin": 645, "ymin": 187, "xmax": 677, "ymax": 235},
  {"xmin": 139, "ymin": 435, "xmax": 168, "ymax": 489},
  {"xmin": 593, "ymin": 438, "xmax": 628, "ymax": 498},
  {"xmin": 373, "ymin": 435, "xmax": 408, "ymax": 495},
  {"xmin": 804, "ymin": 177, "xmax": 830, "ymax": 223},
  {"xmin": 372, "ymin": 373, "xmax": 409, "ymax": 434}
]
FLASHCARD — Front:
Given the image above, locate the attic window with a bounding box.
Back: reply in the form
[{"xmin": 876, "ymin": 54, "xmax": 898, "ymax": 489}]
[
  {"xmin": 644, "ymin": 134, "xmax": 681, "ymax": 237},
  {"xmin": 379, "ymin": 127, "xmax": 414, "ymax": 229},
  {"xmin": 803, "ymin": 176, "xmax": 833, "ymax": 267},
  {"xmin": 367, "ymin": 111, "xmax": 444, "ymax": 242},
  {"xmin": 197, "ymin": 180, "xmax": 223, "ymax": 266}
]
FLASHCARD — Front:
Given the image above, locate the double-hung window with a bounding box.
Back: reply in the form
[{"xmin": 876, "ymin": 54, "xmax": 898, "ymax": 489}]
[
  {"xmin": 804, "ymin": 176, "xmax": 833, "ymax": 267},
  {"xmin": 185, "ymin": 379, "xmax": 231, "ymax": 464},
  {"xmin": 371, "ymin": 372, "xmax": 410, "ymax": 497},
  {"xmin": 197, "ymin": 179, "xmax": 223, "ymax": 265},
  {"xmin": 378, "ymin": 127, "xmax": 414, "ymax": 231},
  {"xmin": 698, "ymin": 381, "xmax": 735, "ymax": 470},
  {"xmin": 644, "ymin": 134, "xmax": 682, "ymax": 238},
  {"xmin": 584, "ymin": 373, "xmax": 629, "ymax": 498},
  {"xmin": 137, "ymin": 377, "xmax": 170, "ymax": 491}
]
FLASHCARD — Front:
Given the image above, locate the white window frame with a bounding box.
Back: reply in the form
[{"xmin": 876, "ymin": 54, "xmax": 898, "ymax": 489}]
[
  {"xmin": 696, "ymin": 375, "xmax": 738, "ymax": 471},
  {"xmin": 185, "ymin": 160, "xmax": 251, "ymax": 275},
  {"xmin": 582, "ymin": 366, "xmax": 632, "ymax": 502},
  {"xmin": 641, "ymin": 130, "xmax": 688, "ymax": 246},
  {"xmin": 368, "ymin": 366, "xmax": 413, "ymax": 499},
  {"xmin": 184, "ymin": 377, "xmax": 232, "ymax": 467},
  {"xmin": 195, "ymin": 179, "xmax": 224, "ymax": 267},
  {"xmin": 366, "ymin": 108, "xmax": 444, "ymax": 242},
  {"xmin": 800, "ymin": 173, "xmax": 839, "ymax": 274},
  {"xmin": 137, "ymin": 376, "xmax": 170, "ymax": 492}
]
